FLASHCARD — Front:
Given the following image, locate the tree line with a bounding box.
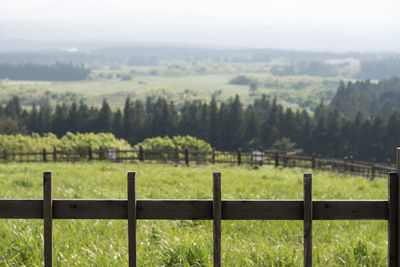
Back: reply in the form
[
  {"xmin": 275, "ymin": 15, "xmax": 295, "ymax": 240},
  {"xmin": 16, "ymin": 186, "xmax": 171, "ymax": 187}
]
[
  {"xmin": 357, "ymin": 58, "xmax": 400, "ymax": 79},
  {"xmin": 0, "ymin": 62, "xmax": 90, "ymax": 81},
  {"xmin": 331, "ymin": 77, "xmax": 400, "ymax": 117},
  {"xmin": 270, "ymin": 62, "xmax": 340, "ymax": 77},
  {"xmin": 1, "ymin": 94, "xmax": 400, "ymax": 162}
]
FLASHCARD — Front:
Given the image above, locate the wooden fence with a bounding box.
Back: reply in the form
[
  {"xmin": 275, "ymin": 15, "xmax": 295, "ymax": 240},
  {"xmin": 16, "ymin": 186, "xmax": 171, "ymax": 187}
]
[
  {"xmin": 0, "ymin": 146, "xmax": 395, "ymax": 179},
  {"xmin": 0, "ymin": 170, "xmax": 399, "ymax": 266}
]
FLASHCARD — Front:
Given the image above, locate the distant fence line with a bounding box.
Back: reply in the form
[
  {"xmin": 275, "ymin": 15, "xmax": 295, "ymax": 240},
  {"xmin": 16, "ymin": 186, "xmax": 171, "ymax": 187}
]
[
  {"xmin": 1, "ymin": 171, "xmax": 399, "ymax": 266},
  {"xmin": 0, "ymin": 146, "xmax": 396, "ymax": 179}
]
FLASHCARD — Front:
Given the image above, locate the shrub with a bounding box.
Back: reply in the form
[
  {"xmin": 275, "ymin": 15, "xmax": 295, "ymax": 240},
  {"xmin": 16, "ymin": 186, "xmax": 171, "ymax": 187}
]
[
  {"xmin": 134, "ymin": 136, "xmax": 212, "ymax": 151},
  {"xmin": 0, "ymin": 132, "xmax": 131, "ymax": 152}
]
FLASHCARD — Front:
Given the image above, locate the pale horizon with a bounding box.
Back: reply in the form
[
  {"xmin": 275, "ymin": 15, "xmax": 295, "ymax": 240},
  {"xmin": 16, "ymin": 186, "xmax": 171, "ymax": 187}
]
[{"xmin": 1, "ymin": 0, "xmax": 399, "ymax": 52}]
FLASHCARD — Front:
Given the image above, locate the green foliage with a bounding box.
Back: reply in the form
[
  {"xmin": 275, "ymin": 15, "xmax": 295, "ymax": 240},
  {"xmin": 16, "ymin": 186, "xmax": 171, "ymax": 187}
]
[
  {"xmin": 0, "ymin": 62, "xmax": 90, "ymax": 81},
  {"xmin": 331, "ymin": 77, "xmax": 400, "ymax": 117},
  {"xmin": 271, "ymin": 137, "xmax": 302, "ymax": 154},
  {"xmin": 229, "ymin": 75, "xmax": 254, "ymax": 85},
  {"xmin": 58, "ymin": 132, "xmax": 131, "ymax": 151},
  {"xmin": 270, "ymin": 62, "xmax": 343, "ymax": 77},
  {"xmin": 0, "ymin": 116, "xmax": 22, "ymax": 134},
  {"xmin": 357, "ymin": 57, "xmax": 400, "ymax": 79},
  {"xmin": 0, "ymin": 132, "xmax": 131, "ymax": 152},
  {"xmin": 134, "ymin": 136, "xmax": 212, "ymax": 151},
  {"xmin": 0, "ymin": 63, "xmax": 341, "ymax": 110}
]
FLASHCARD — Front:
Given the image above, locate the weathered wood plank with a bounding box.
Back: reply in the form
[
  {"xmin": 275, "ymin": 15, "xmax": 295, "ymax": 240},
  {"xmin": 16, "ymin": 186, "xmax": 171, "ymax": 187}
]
[
  {"xmin": 388, "ymin": 172, "xmax": 398, "ymax": 267},
  {"xmin": 313, "ymin": 200, "xmax": 388, "ymax": 220},
  {"xmin": 127, "ymin": 172, "xmax": 136, "ymax": 267},
  {"xmin": 0, "ymin": 199, "xmax": 389, "ymax": 220},
  {"xmin": 213, "ymin": 172, "xmax": 221, "ymax": 267},
  {"xmin": 222, "ymin": 200, "xmax": 303, "ymax": 220},
  {"xmin": 0, "ymin": 200, "xmax": 42, "ymax": 218},
  {"xmin": 397, "ymin": 148, "xmax": 400, "ymax": 262},
  {"xmin": 303, "ymin": 174, "xmax": 312, "ymax": 267},
  {"xmin": 43, "ymin": 172, "xmax": 52, "ymax": 267},
  {"xmin": 53, "ymin": 200, "xmax": 128, "ymax": 219}
]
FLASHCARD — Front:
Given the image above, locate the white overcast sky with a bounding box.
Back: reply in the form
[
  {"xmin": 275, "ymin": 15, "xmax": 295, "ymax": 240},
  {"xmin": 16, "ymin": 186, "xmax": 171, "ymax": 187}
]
[{"xmin": 1, "ymin": 0, "xmax": 399, "ymax": 52}]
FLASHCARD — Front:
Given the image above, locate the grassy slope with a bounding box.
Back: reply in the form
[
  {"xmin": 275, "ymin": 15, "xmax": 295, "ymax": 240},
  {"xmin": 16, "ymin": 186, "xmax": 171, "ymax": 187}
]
[{"xmin": 0, "ymin": 163, "xmax": 387, "ymax": 266}]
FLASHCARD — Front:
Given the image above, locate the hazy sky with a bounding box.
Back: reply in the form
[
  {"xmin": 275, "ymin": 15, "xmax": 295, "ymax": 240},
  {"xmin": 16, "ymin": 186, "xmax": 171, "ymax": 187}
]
[{"xmin": 1, "ymin": 0, "xmax": 399, "ymax": 52}]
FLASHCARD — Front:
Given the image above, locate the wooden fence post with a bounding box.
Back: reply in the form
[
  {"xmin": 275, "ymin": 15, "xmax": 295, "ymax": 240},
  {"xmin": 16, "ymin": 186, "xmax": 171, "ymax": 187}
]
[
  {"xmin": 3, "ymin": 149, "xmax": 7, "ymax": 162},
  {"xmin": 388, "ymin": 159, "xmax": 393, "ymax": 172},
  {"xmin": 259, "ymin": 147, "xmax": 264, "ymax": 166},
  {"xmin": 237, "ymin": 148, "xmax": 241, "ymax": 165},
  {"xmin": 43, "ymin": 172, "xmax": 52, "ymax": 267},
  {"xmin": 349, "ymin": 155, "xmax": 354, "ymax": 174},
  {"xmin": 344, "ymin": 156, "xmax": 348, "ymax": 173},
  {"xmin": 53, "ymin": 147, "xmax": 57, "ymax": 162},
  {"xmin": 388, "ymin": 172, "xmax": 398, "ymax": 266},
  {"xmin": 185, "ymin": 148, "xmax": 189, "ymax": 166},
  {"xmin": 396, "ymin": 147, "xmax": 400, "ymax": 263},
  {"xmin": 99, "ymin": 146, "xmax": 103, "ymax": 160},
  {"xmin": 88, "ymin": 147, "xmax": 93, "ymax": 161},
  {"xmin": 213, "ymin": 172, "xmax": 221, "ymax": 267},
  {"xmin": 175, "ymin": 147, "xmax": 179, "ymax": 165},
  {"xmin": 371, "ymin": 159, "xmax": 376, "ymax": 180},
  {"xmin": 318, "ymin": 154, "xmax": 322, "ymax": 168},
  {"xmin": 139, "ymin": 146, "xmax": 144, "ymax": 162},
  {"xmin": 275, "ymin": 151, "xmax": 279, "ymax": 167},
  {"xmin": 397, "ymin": 147, "xmax": 400, "ymax": 175},
  {"xmin": 303, "ymin": 173, "xmax": 312, "ymax": 267},
  {"xmin": 311, "ymin": 154, "xmax": 316, "ymax": 169},
  {"xmin": 212, "ymin": 148, "xmax": 215, "ymax": 164},
  {"xmin": 43, "ymin": 148, "xmax": 47, "ymax": 162},
  {"xmin": 128, "ymin": 172, "xmax": 137, "ymax": 267}
]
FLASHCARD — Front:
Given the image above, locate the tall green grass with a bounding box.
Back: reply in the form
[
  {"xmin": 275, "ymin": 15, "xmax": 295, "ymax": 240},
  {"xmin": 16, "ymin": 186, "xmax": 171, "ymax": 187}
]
[{"xmin": 0, "ymin": 163, "xmax": 388, "ymax": 266}]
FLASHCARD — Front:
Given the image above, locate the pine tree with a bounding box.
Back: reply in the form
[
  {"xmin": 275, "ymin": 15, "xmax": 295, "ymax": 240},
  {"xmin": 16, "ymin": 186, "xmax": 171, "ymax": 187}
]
[
  {"xmin": 52, "ymin": 103, "xmax": 68, "ymax": 137},
  {"xmin": 66, "ymin": 102, "xmax": 79, "ymax": 132},
  {"xmin": 123, "ymin": 96, "xmax": 134, "ymax": 142},
  {"xmin": 207, "ymin": 97, "xmax": 218, "ymax": 147},
  {"xmin": 96, "ymin": 99, "xmax": 113, "ymax": 133},
  {"xmin": 112, "ymin": 109, "xmax": 124, "ymax": 138},
  {"xmin": 28, "ymin": 104, "xmax": 38, "ymax": 133}
]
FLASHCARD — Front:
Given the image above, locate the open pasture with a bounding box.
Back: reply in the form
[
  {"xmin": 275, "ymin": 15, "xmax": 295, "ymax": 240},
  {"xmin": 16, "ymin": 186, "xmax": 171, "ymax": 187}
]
[
  {"xmin": 0, "ymin": 162, "xmax": 388, "ymax": 266},
  {"xmin": 0, "ymin": 64, "xmax": 342, "ymax": 110}
]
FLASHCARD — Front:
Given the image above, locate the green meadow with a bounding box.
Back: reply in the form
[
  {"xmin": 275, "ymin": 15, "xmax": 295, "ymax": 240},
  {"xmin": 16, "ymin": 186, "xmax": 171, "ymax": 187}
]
[
  {"xmin": 0, "ymin": 162, "xmax": 388, "ymax": 266},
  {"xmin": 0, "ymin": 63, "xmax": 344, "ymax": 111}
]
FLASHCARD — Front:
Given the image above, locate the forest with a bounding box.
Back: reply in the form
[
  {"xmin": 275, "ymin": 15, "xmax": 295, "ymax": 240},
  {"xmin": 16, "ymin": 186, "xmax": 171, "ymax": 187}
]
[
  {"xmin": 331, "ymin": 77, "xmax": 400, "ymax": 117},
  {"xmin": 0, "ymin": 91, "xmax": 399, "ymax": 162},
  {"xmin": 0, "ymin": 62, "xmax": 90, "ymax": 81}
]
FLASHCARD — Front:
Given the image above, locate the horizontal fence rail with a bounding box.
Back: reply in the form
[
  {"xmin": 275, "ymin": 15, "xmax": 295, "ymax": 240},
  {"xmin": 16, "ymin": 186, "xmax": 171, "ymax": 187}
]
[
  {"xmin": 0, "ymin": 146, "xmax": 396, "ymax": 179},
  {"xmin": 0, "ymin": 171, "xmax": 400, "ymax": 266}
]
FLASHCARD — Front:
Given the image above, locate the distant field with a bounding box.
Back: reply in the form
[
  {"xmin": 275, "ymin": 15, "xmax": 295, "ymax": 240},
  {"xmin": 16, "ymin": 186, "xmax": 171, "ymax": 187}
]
[
  {"xmin": 0, "ymin": 162, "xmax": 388, "ymax": 266},
  {"xmin": 0, "ymin": 63, "xmax": 344, "ymax": 110}
]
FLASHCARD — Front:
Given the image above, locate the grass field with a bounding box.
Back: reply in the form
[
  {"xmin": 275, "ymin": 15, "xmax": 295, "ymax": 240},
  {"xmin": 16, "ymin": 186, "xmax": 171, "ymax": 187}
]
[
  {"xmin": 0, "ymin": 64, "xmax": 343, "ymax": 111},
  {"xmin": 0, "ymin": 162, "xmax": 388, "ymax": 266}
]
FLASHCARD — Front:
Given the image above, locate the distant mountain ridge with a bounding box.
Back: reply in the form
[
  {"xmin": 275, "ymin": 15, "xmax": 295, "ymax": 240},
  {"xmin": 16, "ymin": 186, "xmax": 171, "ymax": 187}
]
[{"xmin": 0, "ymin": 42, "xmax": 397, "ymax": 65}]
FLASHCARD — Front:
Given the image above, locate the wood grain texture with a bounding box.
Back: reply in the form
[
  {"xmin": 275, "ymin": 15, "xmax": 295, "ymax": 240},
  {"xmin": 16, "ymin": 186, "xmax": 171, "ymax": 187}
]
[
  {"xmin": 313, "ymin": 200, "xmax": 387, "ymax": 220},
  {"xmin": 388, "ymin": 172, "xmax": 398, "ymax": 267},
  {"xmin": 0, "ymin": 199, "xmax": 389, "ymax": 220},
  {"xmin": 213, "ymin": 172, "xmax": 221, "ymax": 267},
  {"xmin": 397, "ymin": 148, "xmax": 400, "ymax": 264},
  {"xmin": 303, "ymin": 174, "xmax": 312, "ymax": 267},
  {"xmin": 0, "ymin": 200, "xmax": 42, "ymax": 218},
  {"xmin": 127, "ymin": 172, "xmax": 136, "ymax": 267},
  {"xmin": 43, "ymin": 172, "xmax": 52, "ymax": 267}
]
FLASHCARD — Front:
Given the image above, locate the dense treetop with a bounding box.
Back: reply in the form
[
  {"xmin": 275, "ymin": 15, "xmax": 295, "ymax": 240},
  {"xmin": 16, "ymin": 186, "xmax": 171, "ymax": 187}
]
[
  {"xmin": 331, "ymin": 77, "xmax": 400, "ymax": 117},
  {"xmin": 0, "ymin": 62, "xmax": 90, "ymax": 81}
]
